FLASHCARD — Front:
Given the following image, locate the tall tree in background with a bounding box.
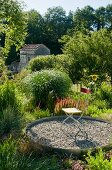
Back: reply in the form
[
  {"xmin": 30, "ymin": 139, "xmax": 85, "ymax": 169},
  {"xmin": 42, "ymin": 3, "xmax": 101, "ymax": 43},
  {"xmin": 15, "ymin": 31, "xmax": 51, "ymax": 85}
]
[
  {"xmin": 73, "ymin": 4, "xmax": 112, "ymax": 32},
  {"xmin": 106, "ymin": 4, "xmax": 112, "ymax": 30},
  {"xmin": 0, "ymin": 0, "xmax": 27, "ymax": 56},
  {"xmin": 73, "ymin": 6, "xmax": 95, "ymax": 32},
  {"xmin": 25, "ymin": 4, "xmax": 112, "ymax": 55},
  {"xmin": 43, "ymin": 6, "xmax": 72, "ymax": 54},
  {"xmin": 25, "ymin": 10, "xmax": 44, "ymax": 44},
  {"xmin": 95, "ymin": 7, "xmax": 106, "ymax": 30}
]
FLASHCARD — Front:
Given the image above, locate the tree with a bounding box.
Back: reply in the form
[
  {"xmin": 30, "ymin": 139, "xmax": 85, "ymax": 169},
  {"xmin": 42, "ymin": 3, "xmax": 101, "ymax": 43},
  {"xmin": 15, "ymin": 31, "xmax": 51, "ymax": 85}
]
[
  {"xmin": 106, "ymin": 4, "xmax": 112, "ymax": 30},
  {"xmin": 0, "ymin": 0, "xmax": 27, "ymax": 56},
  {"xmin": 72, "ymin": 4, "xmax": 112, "ymax": 33},
  {"xmin": 73, "ymin": 6, "xmax": 96, "ymax": 31},
  {"xmin": 43, "ymin": 6, "xmax": 72, "ymax": 54},
  {"xmin": 62, "ymin": 29, "xmax": 112, "ymax": 82},
  {"xmin": 25, "ymin": 10, "xmax": 44, "ymax": 44},
  {"xmin": 95, "ymin": 7, "xmax": 106, "ymax": 30}
]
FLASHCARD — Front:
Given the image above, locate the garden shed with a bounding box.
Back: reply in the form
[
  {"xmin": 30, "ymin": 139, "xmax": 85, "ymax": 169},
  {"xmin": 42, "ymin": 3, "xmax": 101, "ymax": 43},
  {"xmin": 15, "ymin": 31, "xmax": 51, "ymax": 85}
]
[{"xmin": 18, "ymin": 44, "xmax": 50, "ymax": 71}]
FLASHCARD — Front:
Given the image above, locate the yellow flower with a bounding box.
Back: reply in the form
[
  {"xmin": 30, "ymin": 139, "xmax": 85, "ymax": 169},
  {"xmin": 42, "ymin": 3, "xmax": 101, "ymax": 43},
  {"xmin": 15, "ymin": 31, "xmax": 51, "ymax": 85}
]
[{"xmin": 91, "ymin": 74, "xmax": 98, "ymax": 81}]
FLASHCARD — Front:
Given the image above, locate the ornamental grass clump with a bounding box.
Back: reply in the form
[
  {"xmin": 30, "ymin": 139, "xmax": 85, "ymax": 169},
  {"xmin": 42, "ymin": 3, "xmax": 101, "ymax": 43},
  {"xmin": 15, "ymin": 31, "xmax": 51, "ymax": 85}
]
[
  {"xmin": 0, "ymin": 81, "xmax": 18, "ymax": 111},
  {"xmin": 21, "ymin": 70, "xmax": 72, "ymax": 109},
  {"xmin": 0, "ymin": 137, "xmax": 35, "ymax": 170},
  {"xmin": 0, "ymin": 81, "xmax": 22, "ymax": 135},
  {"xmin": 54, "ymin": 97, "xmax": 89, "ymax": 115}
]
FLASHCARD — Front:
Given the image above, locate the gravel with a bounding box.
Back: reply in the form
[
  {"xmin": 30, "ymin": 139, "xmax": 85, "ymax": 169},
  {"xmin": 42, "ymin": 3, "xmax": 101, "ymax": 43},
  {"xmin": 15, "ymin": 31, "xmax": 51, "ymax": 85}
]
[{"xmin": 27, "ymin": 118, "xmax": 112, "ymax": 150}]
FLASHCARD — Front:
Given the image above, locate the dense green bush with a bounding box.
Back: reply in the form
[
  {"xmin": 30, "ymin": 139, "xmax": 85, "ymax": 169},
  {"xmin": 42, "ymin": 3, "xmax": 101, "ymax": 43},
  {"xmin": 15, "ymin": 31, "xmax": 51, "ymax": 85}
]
[
  {"xmin": 15, "ymin": 69, "xmax": 30, "ymax": 82},
  {"xmin": 0, "ymin": 58, "xmax": 8, "ymax": 84},
  {"xmin": 53, "ymin": 54, "xmax": 73, "ymax": 75},
  {"xmin": 0, "ymin": 58, "xmax": 5, "ymax": 74},
  {"xmin": 87, "ymin": 99, "xmax": 109, "ymax": 117},
  {"xmin": 24, "ymin": 109, "xmax": 51, "ymax": 123},
  {"xmin": 92, "ymin": 99, "xmax": 108, "ymax": 110},
  {"xmin": 28, "ymin": 55, "xmax": 55, "ymax": 71},
  {"xmin": 0, "ymin": 81, "xmax": 22, "ymax": 135},
  {"xmin": 0, "ymin": 137, "xmax": 36, "ymax": 170},
  {"xmin": 28, "ymin": 54, "xmax": 73, "ymax": 78},
  {"xmin": 87, "ymin": 105, "xmax": 102, "ymax": 116},
  {"xmin": 95, "ymin": 82, "xmax": 112, "ymax": 108},
  {"xmin": 0, "ymin": 81, "xmax": 18, "ymax": 111},
  {"xmin": 86, "ymin": 150, "xmax": 112, "ymax": 170},
  {"xmin": 21, "ymin": 70, "xmax": 72, "ymax": 109},
  {"xmin": 0, "ymin": 106, "xmax": 22, "ymax": 135}
]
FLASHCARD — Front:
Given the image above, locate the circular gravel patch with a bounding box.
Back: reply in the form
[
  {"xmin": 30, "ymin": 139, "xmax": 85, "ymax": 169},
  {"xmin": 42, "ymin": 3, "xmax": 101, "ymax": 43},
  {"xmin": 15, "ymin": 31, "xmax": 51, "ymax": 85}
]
[{"xmin": 26, "ymin": 116, "xmax": 112, "ymax": 152}]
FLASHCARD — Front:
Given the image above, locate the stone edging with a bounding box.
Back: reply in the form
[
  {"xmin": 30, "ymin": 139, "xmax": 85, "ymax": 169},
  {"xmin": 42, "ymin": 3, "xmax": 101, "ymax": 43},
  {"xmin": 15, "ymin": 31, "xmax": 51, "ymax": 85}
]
[{"xmin": 26, "ymin": 116, "xmax": 112, "ymax": 156}]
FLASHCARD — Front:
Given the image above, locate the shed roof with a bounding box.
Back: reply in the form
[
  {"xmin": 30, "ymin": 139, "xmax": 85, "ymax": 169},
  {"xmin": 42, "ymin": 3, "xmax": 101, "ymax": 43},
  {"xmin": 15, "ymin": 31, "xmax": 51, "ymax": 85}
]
[{"xmin": 20, "ymin": 44, "xmax": 48, "ymax": 51}]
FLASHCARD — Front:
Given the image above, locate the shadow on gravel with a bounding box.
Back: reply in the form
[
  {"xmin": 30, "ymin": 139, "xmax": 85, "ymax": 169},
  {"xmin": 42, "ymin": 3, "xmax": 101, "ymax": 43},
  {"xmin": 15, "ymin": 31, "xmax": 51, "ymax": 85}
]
[{"xmin": 75, "ymin": 139, "xmax": 100, "ymax": 149}]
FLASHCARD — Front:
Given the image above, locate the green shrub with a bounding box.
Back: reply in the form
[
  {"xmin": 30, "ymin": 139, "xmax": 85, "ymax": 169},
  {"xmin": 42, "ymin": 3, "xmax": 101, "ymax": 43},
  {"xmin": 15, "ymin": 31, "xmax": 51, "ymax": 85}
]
[
  {"xmin": 53, "ymin": 54, "xmax": 73, "ymax": 75},
  {"xmin": 0, "ymin": 106, "xmax": 22, "ymax": 135},
  {"xmin": 28, "ymin": 55, "xmax": 55, "ymax": 71},
  {"xmin": 24, "ymin": 109, "xmax": 51, "ymax": 122},
  {"xmin": 87, "ymin": 105, "xmax": 102, "ymax": 116},
  {"xmin": 92, "ymin": 99, "xmax": 108, "ymax": 110},
  {"xmin": 0, "ymin": 137, "xmax": 35, "ymax": 170},
  {"xmin": 92, "ymin": 108, "xmax": 112, "ymax": 121},
  {"xmin": 15, "ymin": 69, "xmax": 30, "ymax": 82},
  {"xmin": 0, "ymin": 81, "xmax": 22, "ymax": 135},
  {"xmin": 95, "ymin": 82, "xmax": 112, "ymax": 108},
  {"xmin": 86, "ymin": 149, "xmax": 112, "ymax": 170},
  {"xmin": 21, "ymin": 70, "xmax": 72, "ymax": 109},
  {"xmin": 28, "ymin": 54, "xmax": 73, "ymax": 77},
  {"xmin": 0, "ymin": 81, "xmax": 18, "ymax": 111},
  {"xmin": 34, "ymin": 155, "xmax": 61, "ymax": 170}
]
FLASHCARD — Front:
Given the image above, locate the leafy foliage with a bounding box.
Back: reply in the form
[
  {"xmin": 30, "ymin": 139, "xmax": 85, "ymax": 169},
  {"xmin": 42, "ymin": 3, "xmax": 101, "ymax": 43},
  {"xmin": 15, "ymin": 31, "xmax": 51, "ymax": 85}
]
[
  {"xmin": 62, "ymin": 29, "xmax": 112, "ymax": 82},
  {"xmin": 0, "ymin": 106, "xmax": 22, "ymax": 136},
  {"xmin": 25, "ymin": 10, "xmax": 44, "ymax": 44},
  {"xmin": 28, "ymin": 55, "xmax": 55, "ymax": 71},
  {"xmin": 0, "ymin": 81, "xmax": 22, "ymax": 135},
  {"xmin": 0, "ymin": 57, "xmax": 8, "ymax": 84},
  {"xmin": 28, "ymin": 54, "xmax": 73, "ymax": 78},
  {"xmin": 43, "ymin": 6, "xmax": 71, "ymax": 54},
  {"xmin": 23, "ymin": 4, "xmax": 112, "ymax": 56},
  {"xmin": 25, "ymin": 6, "xmax": 74, "ymax": 54},
  {"xmin": 73, "ymin": 6, "xmax": 96, "ymax": 31},
  {"xmin": 86, "ymin": 150, "xmax": 112, "ymax": 170},
  {"xmin": 0, "ymin": 81, "xmax": 18, "ymax": 111},
  {"xmin": 95, "ymin": 82, "xmax": 112, "ymax": 108},
  {"xmin": 0, "ymin": 0, "xmax": 27, "ymax": 55},
  {"xmin": 21, "ymin": 70, "xmax": 72, "ymax": 108},
  {"xmin": 0, "ymin": 137, "xmax": 36, "ymax": 170},
  {"xmin": 73, "ymin": 5, "xmax": 112, "ymax": 32}
]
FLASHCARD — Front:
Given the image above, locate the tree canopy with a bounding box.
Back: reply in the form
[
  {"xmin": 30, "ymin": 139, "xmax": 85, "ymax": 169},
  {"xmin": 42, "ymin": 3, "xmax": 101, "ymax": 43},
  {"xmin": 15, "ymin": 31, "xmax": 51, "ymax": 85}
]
[
  {"xmin": 25, "ymin": 6, "xmax": 74, "ymax": 54},
  {"xmin": 24, "ymin": 4, "xmax": 112, "ymax": 55},
  {"xmin": 73, "ymin": 4, "xmax": 112, "ymax": 32},
  {"xmin": 0, "ymin": 0, "xmax": 27, "ymax": 55},
  {"xmin": 25, "ymin": 10, "xmax": 43, "ymax": 44},
  {"xmin": 62, "ymin": 29, "xmax": 112, "ymax": 82},
  {"xmin": 43, "ymin": 6, "xmax": 71, "ymax": 54}
]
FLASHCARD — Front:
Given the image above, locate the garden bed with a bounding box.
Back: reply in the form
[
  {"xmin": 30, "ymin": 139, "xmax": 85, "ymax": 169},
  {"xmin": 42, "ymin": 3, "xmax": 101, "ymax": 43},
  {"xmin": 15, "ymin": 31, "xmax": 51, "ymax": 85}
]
[{"xmin": 26, "ymin": 116, "xmax": 112, "ymax": 155}]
